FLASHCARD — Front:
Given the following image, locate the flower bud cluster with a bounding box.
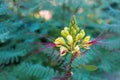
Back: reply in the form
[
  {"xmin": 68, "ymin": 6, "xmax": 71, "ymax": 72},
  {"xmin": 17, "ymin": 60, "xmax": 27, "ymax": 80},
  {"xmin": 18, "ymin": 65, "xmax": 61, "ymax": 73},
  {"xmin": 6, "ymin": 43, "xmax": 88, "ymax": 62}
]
[{"xmin": 54, "ymin": 16, "xmax": 93, "ymax": 57}]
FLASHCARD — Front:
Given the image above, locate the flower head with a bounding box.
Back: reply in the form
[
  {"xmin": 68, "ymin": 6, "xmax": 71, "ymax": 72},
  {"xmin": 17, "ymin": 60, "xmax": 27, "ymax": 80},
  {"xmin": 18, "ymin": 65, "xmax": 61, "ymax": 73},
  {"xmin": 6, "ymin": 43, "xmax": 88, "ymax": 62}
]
[{"xmin": 54, "ymin": 16, "xmax": 95, "ymax": 57}]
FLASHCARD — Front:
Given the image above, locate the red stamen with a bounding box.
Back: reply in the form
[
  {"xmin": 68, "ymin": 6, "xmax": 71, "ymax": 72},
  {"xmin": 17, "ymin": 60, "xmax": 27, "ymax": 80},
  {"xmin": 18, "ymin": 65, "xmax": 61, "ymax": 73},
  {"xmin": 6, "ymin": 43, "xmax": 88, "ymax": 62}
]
[
  {"xmin": 87, "ymin": 37, "xmax": 102, "ymax": 44},
  {"xmin": 87, "ymin": 40, "xmax": 96, "ymax": 44},
  {"xmin": 33, "ymin": 42, "xmax": 56, "ymax": 47},
  {"xmin": 61, "ymin": 50, "xmax": 67, "ymax": 54}
]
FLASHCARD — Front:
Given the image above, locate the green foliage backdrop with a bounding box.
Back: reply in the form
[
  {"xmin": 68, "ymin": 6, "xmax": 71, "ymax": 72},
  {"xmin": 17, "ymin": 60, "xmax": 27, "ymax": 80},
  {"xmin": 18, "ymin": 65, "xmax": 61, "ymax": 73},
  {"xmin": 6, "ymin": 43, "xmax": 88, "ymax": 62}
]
[{"xmin": 0, "ymin": 0, "xmax": 120, "ymax": 80}]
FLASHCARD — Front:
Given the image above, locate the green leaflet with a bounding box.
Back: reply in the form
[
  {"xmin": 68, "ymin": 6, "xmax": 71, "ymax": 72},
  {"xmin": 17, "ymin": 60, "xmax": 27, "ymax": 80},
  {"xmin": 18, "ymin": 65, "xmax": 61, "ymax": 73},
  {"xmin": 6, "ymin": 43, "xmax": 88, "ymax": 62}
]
[{"xmin": 81, "ymin": 64, "xmax": 98, "ymax": 71}]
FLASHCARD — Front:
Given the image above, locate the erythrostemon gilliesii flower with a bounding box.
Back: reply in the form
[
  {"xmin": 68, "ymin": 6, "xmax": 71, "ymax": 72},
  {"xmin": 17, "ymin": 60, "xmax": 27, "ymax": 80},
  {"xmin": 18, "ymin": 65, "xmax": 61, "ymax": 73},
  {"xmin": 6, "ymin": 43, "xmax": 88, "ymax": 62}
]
[
  {"xmin": 60, "ymin": 46, "xmax": 68, "ymax": 56},
  {"xmin": 32, "ymin": 15, "xmax": 100, "ymax": 75},
  {"xmin": 81, "ymin": 36, "xmax": 91, "ymax": 49},
  {"xmin": 54, "ymin": 15, "xmax": 99, "ymax": 58},
  {"xmin": 54, "ymin": 37, "xmax": 66, "ymax": 47},
  {"xmin": 30, "ymin": 16, "xmax": 101, "ymax": 73}
]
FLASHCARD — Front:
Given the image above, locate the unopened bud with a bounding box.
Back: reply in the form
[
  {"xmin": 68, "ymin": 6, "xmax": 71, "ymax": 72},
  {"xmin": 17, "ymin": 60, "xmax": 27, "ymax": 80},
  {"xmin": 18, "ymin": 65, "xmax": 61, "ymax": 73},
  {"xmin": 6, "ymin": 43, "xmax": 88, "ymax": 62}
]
[
  {"xmin": 54, "ymin": 37, "xmax": 66, "ymax": 46},
  {"xmin": 66, "ymin": 35, "xmax": 73, "ymax": 45},
  {"xmin": 82, "ymin": 36, "xmax": 90, "ymax": 44},
  {"xmin": 61, "ymin": 27, "xmax": 69, "ymax": 37},
  {"xmin": 72, "ymin": 27, "xmax": 77, "ymax": 36},
  {"xmin": 76, "ymin": 29, "xmax": 85, "ymax": 41}
]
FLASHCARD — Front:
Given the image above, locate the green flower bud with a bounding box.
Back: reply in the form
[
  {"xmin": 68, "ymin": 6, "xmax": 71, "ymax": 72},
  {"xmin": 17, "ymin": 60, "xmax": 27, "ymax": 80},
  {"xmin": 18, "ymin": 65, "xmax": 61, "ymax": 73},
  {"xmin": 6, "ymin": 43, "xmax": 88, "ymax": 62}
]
[
  {"xmin": 82, "ymin": 36, "xmax": 90, "ymax": 44},
  {"xmin": 71, "ymin": 27, "xmax": 76, "ymax": 36},
  {"xmin": 76, "ymin": 27, "xmax": 80, "ymax": 32},
  {"xmin": 61, "ymin": 27, "xmax": 69, "ymax": 37},
  {"xmin": 76, "ymin": 29, "xmax": 85, "ymax": 41},
  {"xmin": 54, "ymin": 37, "xmax": 66, "ymax": 46}
]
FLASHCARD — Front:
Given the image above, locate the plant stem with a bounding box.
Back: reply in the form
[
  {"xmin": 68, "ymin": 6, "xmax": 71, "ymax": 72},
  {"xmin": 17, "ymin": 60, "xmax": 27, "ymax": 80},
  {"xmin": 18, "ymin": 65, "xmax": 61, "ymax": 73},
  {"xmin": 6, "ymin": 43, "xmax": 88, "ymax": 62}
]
[{"xmin": 69, "ymin": 52, "xmax": 77, "ymax": 70}]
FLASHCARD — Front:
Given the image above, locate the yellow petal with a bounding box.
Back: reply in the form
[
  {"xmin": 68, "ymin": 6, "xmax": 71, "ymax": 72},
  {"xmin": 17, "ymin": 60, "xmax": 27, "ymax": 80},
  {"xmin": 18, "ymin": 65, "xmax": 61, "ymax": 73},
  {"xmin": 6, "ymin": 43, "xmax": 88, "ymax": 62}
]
[
  {"xmin": 74, "ymin": 45, "xmax": 81, "ymax": 59},
  {"xmin": 54, "ymin": 37, "xmax": 66, "ymax": 46},
  {"xmin": 66, "ymin": 35, "xmax": 73, "ymax": 45},
  {"xmin": 82, "ymin": 36, "xmax": 90, "ymax": 44},
  {"xmin": 75, "ymin": 45, "xmax": 80, "ymax": 51},
  {"xmin": 76, "ymin": 29, "xmax": 85, "ymax": 41},
  {"xmin": 83, "ymin": 44, "xmax": 92, "ymax": 49},
  {"xmin": 81, "ymin": 36, "xmax": 91, "ymax": 49},
  {"xmin": 60, "ymin": 46, "xmax": 68, "ymax": 56}
]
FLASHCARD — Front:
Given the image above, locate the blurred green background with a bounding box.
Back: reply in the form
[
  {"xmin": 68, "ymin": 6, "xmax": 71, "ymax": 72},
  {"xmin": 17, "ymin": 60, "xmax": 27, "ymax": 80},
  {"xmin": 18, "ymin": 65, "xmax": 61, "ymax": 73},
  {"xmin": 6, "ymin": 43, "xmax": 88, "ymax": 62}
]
[{"xmin": 0, "ymin": 0, "xmax": 120, "ymax": 80}]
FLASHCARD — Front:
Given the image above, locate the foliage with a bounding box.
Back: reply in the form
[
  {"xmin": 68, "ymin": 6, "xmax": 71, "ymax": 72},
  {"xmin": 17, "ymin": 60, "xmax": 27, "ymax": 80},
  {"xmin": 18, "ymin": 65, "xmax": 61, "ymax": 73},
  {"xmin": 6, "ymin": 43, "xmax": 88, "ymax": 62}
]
[{"xmin": 0, "ymin": 0, "xmax": 120, "ymax": 80}]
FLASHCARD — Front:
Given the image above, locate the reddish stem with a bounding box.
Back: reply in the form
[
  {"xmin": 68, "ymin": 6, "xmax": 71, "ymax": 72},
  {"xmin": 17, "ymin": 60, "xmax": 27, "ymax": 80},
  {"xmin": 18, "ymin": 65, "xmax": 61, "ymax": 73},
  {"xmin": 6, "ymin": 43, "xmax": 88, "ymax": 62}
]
[{"xmin": 69, "ymin": 52, "xmax": 77, "ymax": 70}]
